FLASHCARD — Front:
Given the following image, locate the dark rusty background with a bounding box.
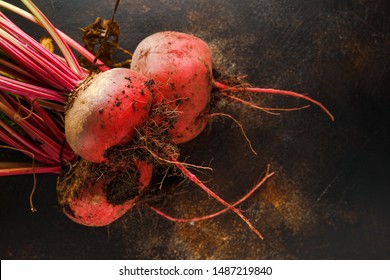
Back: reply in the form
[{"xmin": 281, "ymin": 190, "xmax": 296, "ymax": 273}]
[{"xmin": 1, "ymin": 0, "xmax": 389, "ymax": 259}]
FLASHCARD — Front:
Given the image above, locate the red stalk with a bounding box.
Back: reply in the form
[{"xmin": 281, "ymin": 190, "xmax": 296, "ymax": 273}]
[
  {"xmin": 26, "ymin": 98, "xmax": 66, "ymax": 144},
  {"xmin": 0, "ymin": 2, "xmax": 109, "ymax": 72},
  {"xmin": 0, "ymin": 98, "xmax": 71, "ymax": 163},
  {"xmin": 0, "ymin": 59, "xmax": 44, "ymax": 85},
  {"xmin": 0, "ymin": 75, "xmax": 65, "ymax": 102},
  {"xmin": 20, "ymin": 0, "xmax": 84, "ymax": 78},
  {"xmin": 0, "ymin": 14, "xmax": 81, "ymax": 83},
  {"xmin": 0, "ymin": 38, "xmax": 77, "ymax": 91},
  {"xmin": 0, "ymin": 128, "xmax": 54, "ymax": 164},
  {"xmin": 0, "ymin": 38, "xmax": 71, "ymax": 91},
  {"xmin": 0, "ymin": 166, "xmax": 60, "ymax": 176},
  {"xmin": 1, "ymin": 94, "xmax": 58, "ymax": 141},
  {"xmin": 0, "ymin": 161, "xmax": 60, "ymax": 176}
]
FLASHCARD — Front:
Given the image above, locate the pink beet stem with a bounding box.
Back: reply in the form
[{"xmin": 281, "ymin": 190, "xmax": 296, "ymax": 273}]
[
  {"xmin": 1, "ymin": 93, "xmax": 62, "ymax": 145},
  {"xmin": 0, "ymin": 3, "xmax": 109, "ymax": 72},
  {"xmin": 0, "ymin": 14, "xmax": 80, "ymax": 82},
  {"xmin": 0, "ymin": 120, "xmax": 56, "ymax": 164},
  {"xmin": 0, "ymin": 58, "xmax": 44, "ymax": 85},
  {"xmin": 0, "ymin": 40, "xmax": 76, "ymax": 91},
  {"xmin": 0, "ymin": 128, "xmax": 55, "ymax": 164},
  {"xmin": 0, "ymin": 164, "xmax": 60, "ymax": 176},
  {"xmin": 0, "ymin": 75, "xmax": 65, "ymax": 102},
  {"xmin": 19, "ymin": 0, "xmax": 84, "ymax": 78},
  {"xmin": 0, "ymin": 97, "xmax": 68, "ymax": 163}
]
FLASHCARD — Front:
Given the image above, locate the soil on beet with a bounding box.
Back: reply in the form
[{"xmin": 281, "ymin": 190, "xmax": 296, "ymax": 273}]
[
  {"xmin": 57, "ymin": 95, "xmax": 183, "ymax": 211},
  {"xmin": 57, "ymin": 141, "xmax": 155, "ymax": 210}
]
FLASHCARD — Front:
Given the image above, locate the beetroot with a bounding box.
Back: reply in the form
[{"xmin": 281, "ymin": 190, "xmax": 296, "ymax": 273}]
[
  {"xmin": 131, "ymin": 31, "xmax": 212, "ymax": 144},
  {"xmin": 131, "ymin": 31, "xmax": 334, "ymax": 145},
  {"xmin": 65, "ymin": 68, "xmax": 154, "ymax": 163},
  {"xmin": 61, "ymin": 160, "xmax": 153, "ymax": 227}
]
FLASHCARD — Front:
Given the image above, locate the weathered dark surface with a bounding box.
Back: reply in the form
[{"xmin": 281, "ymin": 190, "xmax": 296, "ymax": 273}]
[{"xmin": 1, "ymin": 0, "xmax": 389, "ymax": 259}]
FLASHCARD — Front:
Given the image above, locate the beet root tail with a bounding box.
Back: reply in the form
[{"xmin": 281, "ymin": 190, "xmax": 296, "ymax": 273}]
[
  {"xmin": 213, "ymin": 81, "xmax": 335, "ymax": 121},
  {"xmin": 149, "ymin": 166, "xmax": 274, "ymax": 223},
  {"xmin": 170, "ymin": 157, "xmax": 265, "ymax": 240}
]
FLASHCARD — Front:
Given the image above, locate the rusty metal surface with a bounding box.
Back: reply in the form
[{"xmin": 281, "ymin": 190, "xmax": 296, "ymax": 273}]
[{"xmin": 1, "ymin": 0, "xmax": 389, "ymax": 259}]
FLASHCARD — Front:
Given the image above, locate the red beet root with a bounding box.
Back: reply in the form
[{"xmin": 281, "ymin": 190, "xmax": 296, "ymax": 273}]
[
  {"xmin": 62, "ymin": 160, "xmax": 153, "ymax": 227},
  {"xmin": 131, "ymin": 31, "xmax": 213, "ymax": 144},
  {"xmin": 65, "ymin": 68, "xmax": 154, "ymax": 163}
]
